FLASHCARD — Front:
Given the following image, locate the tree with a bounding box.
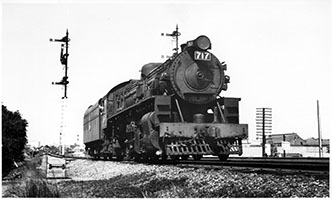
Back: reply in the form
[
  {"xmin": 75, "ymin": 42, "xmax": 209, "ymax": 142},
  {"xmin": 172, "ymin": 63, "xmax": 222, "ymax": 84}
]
[{"xmin": 2, "ymin": 105, "xmax": 28, "ymax": 174}]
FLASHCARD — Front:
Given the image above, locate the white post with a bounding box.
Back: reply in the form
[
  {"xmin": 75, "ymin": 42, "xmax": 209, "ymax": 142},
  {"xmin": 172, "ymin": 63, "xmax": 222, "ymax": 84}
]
[{"xmin": 317, "ymin": 100, "xmax": 322, "ymax": 157}]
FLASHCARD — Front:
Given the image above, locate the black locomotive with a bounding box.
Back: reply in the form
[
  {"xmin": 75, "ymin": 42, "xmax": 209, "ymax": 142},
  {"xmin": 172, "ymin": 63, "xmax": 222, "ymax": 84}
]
[{"xmin": 83, "ymin": 35, "xmax": 248, "ymax": 161}]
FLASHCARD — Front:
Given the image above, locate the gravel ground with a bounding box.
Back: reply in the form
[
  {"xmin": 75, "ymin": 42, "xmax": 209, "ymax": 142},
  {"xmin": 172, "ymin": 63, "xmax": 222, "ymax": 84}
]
[{"xmin": 57, "ymin": 159, "xmax": 329, "ymax": 198}]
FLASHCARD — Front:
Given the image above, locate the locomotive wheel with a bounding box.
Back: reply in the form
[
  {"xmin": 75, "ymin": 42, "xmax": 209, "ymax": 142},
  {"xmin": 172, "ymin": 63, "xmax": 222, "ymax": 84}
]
[
  {"xmin": 115, "ymin": 149, "xmax": 124, "ymax": 161},
  {"xmin": 132, "ymin": 152, "xmax": 142, "ymax": 162},
  {"xmin": 134, "ymin": 155, "xmax": 141, "ymax": 162},
  {"xmin": 192, "ymin": 155, "xmax": 203, "ymax": 161},
  {"xmin": 181, "ymin": 155, "xmax": 189, "ymax": 160},
  {"xmin": 123, "ymin": 146, "xmax": 131, "ymax": 161},
  {"xmin": 161, "ymin": 154, "xmax": 168, "ymax": 161},
  {"xmin": 148, "ymin": 154, "xmax": 160, "ymax": 163},
  {"xmin": 116, "ymin": 154, "xmax": 124, "ymax": 161},
  {"xmin": 170, "ymin": 155, "xmax": 180, "ymax": 161},
  {"xmin": 218, "ymin": 154, "xmax": 229, "ymax": 161}
]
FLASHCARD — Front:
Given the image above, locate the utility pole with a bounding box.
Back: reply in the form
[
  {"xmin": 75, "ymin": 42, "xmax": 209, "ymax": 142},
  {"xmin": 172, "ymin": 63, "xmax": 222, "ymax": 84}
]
[
  {"xmin": 317, "ymin": 100, "xmax": 322, "ymax": 157},
  {"xmin": 76, "ymin": 134, "xmax": 79, "ymax": 146},
  {"xmin": 283, "ymin": 134, "xmax": 286, "ymax": 157},
  {"xmin": 256, "ymin": 108, "xmax": 272, "ymax": 157}
]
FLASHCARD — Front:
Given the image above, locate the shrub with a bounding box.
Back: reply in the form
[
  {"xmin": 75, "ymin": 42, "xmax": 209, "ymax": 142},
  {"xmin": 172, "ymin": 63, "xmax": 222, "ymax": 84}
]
[
  {"xmin": 3, "ymin": 179, "xmax": 60, "ymax": 198},
  {"xmin": 2, "ymin": 105, "xmax": 28, "ymax": 175}
]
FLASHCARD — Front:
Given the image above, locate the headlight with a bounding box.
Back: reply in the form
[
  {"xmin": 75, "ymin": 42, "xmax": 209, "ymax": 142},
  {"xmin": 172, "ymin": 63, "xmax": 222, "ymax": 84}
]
[{"xmin": 195, "ymin": 35, "xmax": 211, "ymax": 50}]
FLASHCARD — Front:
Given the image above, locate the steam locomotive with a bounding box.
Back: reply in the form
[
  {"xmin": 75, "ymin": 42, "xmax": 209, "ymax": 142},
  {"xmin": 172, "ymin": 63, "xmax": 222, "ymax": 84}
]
[{"xmin": 83, "ymin": 35, "xmax": 248, "ymax": 161}]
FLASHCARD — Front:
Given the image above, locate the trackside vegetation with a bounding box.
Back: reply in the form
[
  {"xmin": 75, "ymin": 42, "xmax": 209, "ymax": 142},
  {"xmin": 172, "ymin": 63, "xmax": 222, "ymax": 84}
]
[{"xmin": 2, "ymin": 105, "xmax": 28, "ymax": 176}]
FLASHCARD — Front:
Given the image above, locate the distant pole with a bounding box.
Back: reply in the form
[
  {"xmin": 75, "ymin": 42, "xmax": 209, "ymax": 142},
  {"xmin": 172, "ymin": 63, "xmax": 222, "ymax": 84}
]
[
  {"xmin": 256, "ymin": 108, "xmax": 272, "ymax": 157},
  {"xmin": 317, "ymin": 100, "xmax": 322, "ymax": 158},
  {"xmin": 283, "ymin": 134, "xmax": 286, "ymax": 158},
  {"xmin": 262, "ymin": 108, "xmax": 266, "ymax": 157}
]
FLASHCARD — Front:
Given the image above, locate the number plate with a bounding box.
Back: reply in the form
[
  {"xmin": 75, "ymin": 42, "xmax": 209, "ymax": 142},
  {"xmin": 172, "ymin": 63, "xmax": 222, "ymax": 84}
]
[{"xmin": 194, "ymin": 51, "xmax": 211, "ymax": 61}]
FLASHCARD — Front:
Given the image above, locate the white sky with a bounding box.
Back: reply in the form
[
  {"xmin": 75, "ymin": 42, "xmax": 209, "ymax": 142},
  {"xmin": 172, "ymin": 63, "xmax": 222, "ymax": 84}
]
[{"xmin": 1, "ymin": 0, "xmax": 331, "ymax": 146}]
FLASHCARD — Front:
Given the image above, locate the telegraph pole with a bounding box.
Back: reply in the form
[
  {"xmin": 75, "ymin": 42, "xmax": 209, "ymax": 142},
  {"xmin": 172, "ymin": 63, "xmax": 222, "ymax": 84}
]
[
  {"xmin": 256, "ymin": 108, "xmax": 272, "ymax": 157},
  {"xmin": 317, "ymin": 100, "xmax": 322, "ymax": 157},
  {"xmin": 76, "ymin": 134, "xmax": 79, "ymax": 146}
]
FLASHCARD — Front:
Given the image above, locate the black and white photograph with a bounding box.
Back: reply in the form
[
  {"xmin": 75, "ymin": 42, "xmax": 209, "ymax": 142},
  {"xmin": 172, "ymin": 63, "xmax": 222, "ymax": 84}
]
[{"xmin": 1, "ymin": 0, "xmax": 330, "ymax": 198}]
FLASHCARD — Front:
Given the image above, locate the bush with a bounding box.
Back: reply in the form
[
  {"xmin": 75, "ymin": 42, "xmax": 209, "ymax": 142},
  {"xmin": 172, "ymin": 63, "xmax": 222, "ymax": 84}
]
[
  {"xmin": 24, "ymin": 179, "xmax": 60, "ymax": 197},
  {"xmin": 2, "ymin": 105, "xmax": 28, "ymax": 175},
  {"xmin": 3, "ymin": 179, "xmax": 60, "ymax": 198}
]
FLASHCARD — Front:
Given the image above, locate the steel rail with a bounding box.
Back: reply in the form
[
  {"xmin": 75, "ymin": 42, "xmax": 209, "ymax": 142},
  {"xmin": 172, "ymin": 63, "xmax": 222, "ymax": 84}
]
[
  {"xmin": 177, "ymin": 157, "xmax": 329, "ymax": 175},
  {"xmin": 46, "ymin": 153, "xmax": 329, "ymax": 175}
]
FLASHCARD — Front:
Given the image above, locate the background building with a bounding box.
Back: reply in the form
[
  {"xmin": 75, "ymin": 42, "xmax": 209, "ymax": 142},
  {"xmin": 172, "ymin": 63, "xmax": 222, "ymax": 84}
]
[{"xmin": 237, "ymin": 133, "xmax": 329, "ymax": 157}]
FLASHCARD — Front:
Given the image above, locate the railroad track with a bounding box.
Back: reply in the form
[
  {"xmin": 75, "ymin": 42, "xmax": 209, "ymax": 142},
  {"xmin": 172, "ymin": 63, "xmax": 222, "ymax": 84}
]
[
  {"xmin": 47, "ymin": 153, "xmax": 329, "ymax": 175},
  {"xmin": 177, "ymin": 157, "xmax": 329, "ymax": 175}
]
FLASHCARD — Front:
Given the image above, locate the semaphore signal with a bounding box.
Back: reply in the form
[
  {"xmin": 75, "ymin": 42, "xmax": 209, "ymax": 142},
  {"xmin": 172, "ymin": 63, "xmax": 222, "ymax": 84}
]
[{"xmin": 50, "ymin": 29, "xmax": 70, "ymax": 99}]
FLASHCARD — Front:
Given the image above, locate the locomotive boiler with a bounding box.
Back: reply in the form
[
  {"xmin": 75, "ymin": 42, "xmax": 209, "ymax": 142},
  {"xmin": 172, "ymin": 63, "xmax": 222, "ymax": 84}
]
[{"xmin": 83, "ymin": 35, "xmax": 248, "ymax": 161}]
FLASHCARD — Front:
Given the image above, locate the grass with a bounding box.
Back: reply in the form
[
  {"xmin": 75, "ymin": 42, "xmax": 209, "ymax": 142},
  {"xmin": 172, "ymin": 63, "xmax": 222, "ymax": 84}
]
[
  {"xmin": 3, "ymin": 179, "xmax": 60, "ymax": 198},
  {"xmin": 2, "ymin": 155, "xmax": 60, "ymax": 198}
]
